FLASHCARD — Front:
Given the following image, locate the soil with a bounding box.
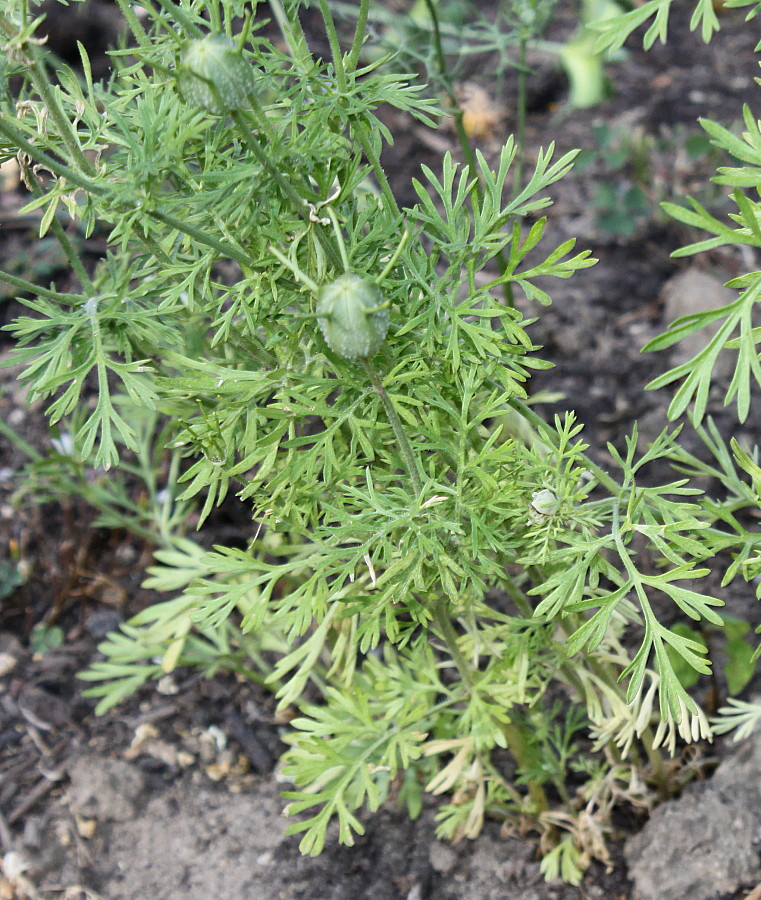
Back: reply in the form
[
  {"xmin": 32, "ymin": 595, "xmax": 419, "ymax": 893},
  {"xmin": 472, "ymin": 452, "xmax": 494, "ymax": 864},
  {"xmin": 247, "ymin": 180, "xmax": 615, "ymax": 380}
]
[{"xmin": 1, "ymin": 2, "xmax": 761, "ymax": 898}]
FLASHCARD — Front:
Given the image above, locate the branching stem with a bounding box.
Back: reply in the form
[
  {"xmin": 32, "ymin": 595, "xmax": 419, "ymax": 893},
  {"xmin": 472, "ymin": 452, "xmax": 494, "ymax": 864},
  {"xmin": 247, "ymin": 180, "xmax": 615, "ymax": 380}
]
[
  {"xmin": 230, "ymin": 112, "xmax": 343, "ymax": 272},
  {"xmin": 429, "ymin": 596, "xmax": 549, "ymax": 812}
]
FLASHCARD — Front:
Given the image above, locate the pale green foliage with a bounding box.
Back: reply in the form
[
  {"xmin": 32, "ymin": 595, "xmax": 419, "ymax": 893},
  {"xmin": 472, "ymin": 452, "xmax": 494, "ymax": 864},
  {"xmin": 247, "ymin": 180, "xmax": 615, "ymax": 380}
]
[
  {"xmin": 646, "ymin": 107, "xmax": 761, "ymax": 424},
  {"xmin": 1, "ymin": 0, "xmax": 761, "ymax": 880},
  {"xmin": 590, "ymin": 0, "xmax": 759, "ymax": 55},
  {"xmin": 593, "ymin": 0, "xmax": 720, "ymax": 51}
]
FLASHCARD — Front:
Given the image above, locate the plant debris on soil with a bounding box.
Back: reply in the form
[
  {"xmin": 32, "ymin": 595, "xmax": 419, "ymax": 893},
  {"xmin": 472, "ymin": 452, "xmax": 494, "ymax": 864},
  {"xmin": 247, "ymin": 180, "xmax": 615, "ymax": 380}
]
[{"xmin": 2, "ymin": 2, "xmax": 761, "ymax": 898}]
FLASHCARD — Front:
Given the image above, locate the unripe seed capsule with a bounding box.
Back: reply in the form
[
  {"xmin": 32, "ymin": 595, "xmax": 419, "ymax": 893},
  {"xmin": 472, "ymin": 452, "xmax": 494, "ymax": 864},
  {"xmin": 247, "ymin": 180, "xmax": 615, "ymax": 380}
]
[
  {"xmin": 316, "ymin": 274, "xmax": 389, "ymax": 360},
  {"xmin": 178, "ymin": 34, "xmax": 255, "ymax": 115}
]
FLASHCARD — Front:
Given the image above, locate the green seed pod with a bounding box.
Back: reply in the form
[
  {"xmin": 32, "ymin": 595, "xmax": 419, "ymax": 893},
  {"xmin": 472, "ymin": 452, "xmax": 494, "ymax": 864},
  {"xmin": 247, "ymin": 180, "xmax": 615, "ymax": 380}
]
[
  {"xmin": 178, "ymin": 34, "xmax": 255, "ymax": 115},
  {"xmin": 316, "ymin": 274, "xmax": 389, "ymax": 360}
]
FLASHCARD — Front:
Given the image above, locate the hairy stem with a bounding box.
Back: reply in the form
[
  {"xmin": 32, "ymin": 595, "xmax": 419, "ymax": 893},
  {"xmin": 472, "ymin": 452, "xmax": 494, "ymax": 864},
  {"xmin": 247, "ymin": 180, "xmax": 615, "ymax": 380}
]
[
  {"xmin": 0, "ymin": 269, "xmax": 80, "ymax": 303},
  {"xmin": 0, "ymin": 16, "xmax": 97, "ymax": 180},
  {"xmin": 27, "ymin": 172, "xmax": 94, "ymax": 293},
  {"xmin": 420, "ymin": 0, "xmax": 514, "ymax": 308},
  {"xmin": 363, "ymin": 358, "xmax": 423, "ymax": 496},
  {"xmin": 114, "ymin": 0, "xmax": 150, "ymax": 45},
  {"xmin": 347, "ymin": 0, "xmax": 371, "ymax": 73},
  {"xmin": 231, "ymin": 112, "xmax": 343, "ymax": 272},
  {"xmin": 514, "ymin": 36, "xmax": 528, "ymax": 195},
  {"xmin": 317, "ymin": 0, "xmax": 347, "ymax": 92},
  {"xmin": 353, "ymin": 120, "xmax": 400, "ymax": 218},
  {"xmin": 508, "ymin": 398, "xmax": 621, "ymax": 495},
  {"xmin": 268, "ymin": 0, "xmax": 314, "ymax": 71}
]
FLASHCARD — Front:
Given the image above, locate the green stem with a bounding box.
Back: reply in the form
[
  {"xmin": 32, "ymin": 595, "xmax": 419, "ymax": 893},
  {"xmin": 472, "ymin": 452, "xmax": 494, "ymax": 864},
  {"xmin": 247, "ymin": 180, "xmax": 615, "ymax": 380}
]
[
  {"xmin": 508, "ymin": 398, "xmax": 621, "ymax": 496},
  {"xmin": 317, "ymin": 0, "xmax": 347, "ymax": 92},
  {"xmin": 430, "ymin": 597, "xmax": 548, "ymax": 813},
  {"xmin": 242, "ymin": 92, "xmax": 280, "ymax": 148},
  {"xmin": 28, "ymin": 172, "xmax": 94, "ymax": 293},
  {"xmin": 269, "ymin": 244, "xmax": 319, "ymax": 293},
  {"xmin": 377, "ymin": 230, "xmax": 409, "ymax": 285},
  {"xmin": 327, "ymin": 209, "xmax": 350, "ymax": 272},
  {"xmin": 268, "ymin": 0, "xmax": 314, "ymax": 72},
  {"xmin": 640, "ymin": 727, "xmax": 669, "ymax": 792},
  {"xmin": 363, "ymin": 358, "xmax": 423, "ymax": 496},
  {"xmin": 230, "ymin": 112, "xmax": 300, "ymax": 208},
  {"xmin": 420, "ymin": 0, "xmax": 514, "ymax": 308},
  {"xmin": 136, "ymin": 234, "xmax": 175, "ymax": 268},
  {"xmin": 347, "ymin": 0, "xmax": 371, "ymax": 72},
  {"xmin": 114, "ymin": 0, "xmax": 150, "ymax": 45},
  {"xmin": 353, "ymin": 120, "xmax": 399, "ymax": 217},
  {"xmin": 514, "ymin": 35, "xmax": 528, "ymax": 195},
  {"xmin": 146, "ymin": 209, "xmax": 251, "ymax": 267},
  {"xmin": 430, "ymin": 599, "xmax": 475, "ymax": 689},
  {"xmin": 421, "ymin": 0, "xmax": 478, "ymax": 179},
  {"xmin": 230, "ymin": 112, "xmax": 343, "ymax": 272},
  {"xmin": 0, "ymin": 268, "xmax": 80, "ymax": 303},
  {"xmin": 504, "ymin": 572, "xmax": 534, "ymax": 617}
]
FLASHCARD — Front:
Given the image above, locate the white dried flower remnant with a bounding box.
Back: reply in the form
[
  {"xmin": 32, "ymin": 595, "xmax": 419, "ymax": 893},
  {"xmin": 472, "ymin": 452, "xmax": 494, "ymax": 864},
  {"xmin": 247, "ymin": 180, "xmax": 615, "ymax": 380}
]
[{"xmin": 529, "ymin": 488, "xmax": 560, "ymax": 524}]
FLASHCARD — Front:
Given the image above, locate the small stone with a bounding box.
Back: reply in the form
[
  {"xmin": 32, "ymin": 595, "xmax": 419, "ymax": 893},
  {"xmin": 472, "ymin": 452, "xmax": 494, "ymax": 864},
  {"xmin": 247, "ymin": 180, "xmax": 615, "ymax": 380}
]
[
  {"xmin": 659, "ymin": 269, "xmax": 737, "ymax": 382},
  {"xmin": 17, "ymin": 685, "xmax": 69, "ymax": 730},
  {"xmin": 0, "ymin": 653, "xmax": 17, "ymax": 676},
  {"xmin": 67, "ymin": 756, "xmax": 147, "ymax": 822},
  {"xmin": 429, "ymin": 841, "xmax": 457, "ymax": 873},
  {"xmin": 156, "ymin": 674, "xmax": 179, "ymax": 695},
  {"xmin": 205, "ymin": 760, "xmax": 230, "ymax": 781},
  {"xmin": 128, "ymin": 723, "xmax": 159, "ymax": 752},
  {"xmin": 75, "ymin": 816, "xmax": 97, "ymax": 839},
  {"xmin": 0, "ymin": 631, "xmax": 22, "ymax": 657},
  {"xmin": 2, "ymin": 851, "xmax": 29, "ymax": 881},
  {"xmin": 205, "ymin": 725, "xmax": 227, "ymax": 752},
  {"xmin": 84, "ymin": 608, "xmax": 122, "ymax": 638}
]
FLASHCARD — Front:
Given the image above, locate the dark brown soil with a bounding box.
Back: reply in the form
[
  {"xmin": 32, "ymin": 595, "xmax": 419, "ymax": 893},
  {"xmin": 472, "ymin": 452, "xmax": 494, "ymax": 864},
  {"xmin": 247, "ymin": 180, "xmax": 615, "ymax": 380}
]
[{"xmin": 1, "ymin": 2, "xmax": 760, "ymax": 898}]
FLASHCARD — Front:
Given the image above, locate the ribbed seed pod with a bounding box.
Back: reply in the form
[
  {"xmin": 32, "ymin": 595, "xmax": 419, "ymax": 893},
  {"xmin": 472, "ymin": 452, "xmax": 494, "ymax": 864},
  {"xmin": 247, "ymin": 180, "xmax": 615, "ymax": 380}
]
[
  {"xmin": 316, "ymin": 274, "xmax": 389, "ymax": 360},
  {"xmin": 178, "ymin": 34, "xmax": 255, "ymax": 115}
]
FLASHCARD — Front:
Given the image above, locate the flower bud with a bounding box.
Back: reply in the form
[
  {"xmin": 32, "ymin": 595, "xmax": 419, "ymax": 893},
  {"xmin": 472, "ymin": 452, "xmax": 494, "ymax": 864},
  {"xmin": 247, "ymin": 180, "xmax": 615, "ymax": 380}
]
[
  {"xmin": 178, "ymin": 34, "xmax": 255, "ymax": 115},
  {"xmin": 316, "ymin": 274, "xmax": 389, "ymax": 360}
]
